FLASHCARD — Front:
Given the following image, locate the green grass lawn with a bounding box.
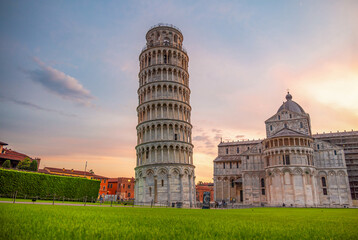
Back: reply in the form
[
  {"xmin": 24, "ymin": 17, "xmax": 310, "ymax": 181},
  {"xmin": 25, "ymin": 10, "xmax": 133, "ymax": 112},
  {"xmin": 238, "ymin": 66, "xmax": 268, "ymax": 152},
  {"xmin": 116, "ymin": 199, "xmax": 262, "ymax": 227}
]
[
  {"xmin": 0, "ymin": 197, "xmax": 133, "ymax": 206},
  {"xmin": 0, "ymin": 203, "xmax": 357, "ymax": 240}
]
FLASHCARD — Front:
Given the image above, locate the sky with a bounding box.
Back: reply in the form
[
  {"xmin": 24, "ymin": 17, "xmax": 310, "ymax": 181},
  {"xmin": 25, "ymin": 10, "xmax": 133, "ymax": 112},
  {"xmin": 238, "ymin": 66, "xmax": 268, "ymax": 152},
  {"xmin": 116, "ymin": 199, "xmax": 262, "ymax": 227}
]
[{"xmin": 0, "ymin": 0, "xmax": 357, "ymax": 182}]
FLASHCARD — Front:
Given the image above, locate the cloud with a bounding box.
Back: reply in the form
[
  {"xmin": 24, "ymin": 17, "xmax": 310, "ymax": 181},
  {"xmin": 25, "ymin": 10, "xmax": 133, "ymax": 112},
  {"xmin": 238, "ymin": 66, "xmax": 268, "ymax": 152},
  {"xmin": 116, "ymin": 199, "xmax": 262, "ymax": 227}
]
[
  {"xmin": 0, "ymin": 96, "xmax": 77, "ymax": 117},
  {"xmin": 235, "ymin": 135, "xmax": 245, "ymax": 139},
  {"xmin": 193, "ymin": 135, "xmax": 210, "ymax": 141},
  {"xmin": 25, "ymin": 58, "xmax": 94, "ymax": 106}
]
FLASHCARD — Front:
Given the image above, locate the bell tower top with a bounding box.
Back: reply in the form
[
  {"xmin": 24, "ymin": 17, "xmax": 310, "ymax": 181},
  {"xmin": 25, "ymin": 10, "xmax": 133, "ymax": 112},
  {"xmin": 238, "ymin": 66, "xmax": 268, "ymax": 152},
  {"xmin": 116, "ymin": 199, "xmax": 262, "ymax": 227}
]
[{"xmin": 145, "ymin": 23, "xmax": 184, "ymax": 49}]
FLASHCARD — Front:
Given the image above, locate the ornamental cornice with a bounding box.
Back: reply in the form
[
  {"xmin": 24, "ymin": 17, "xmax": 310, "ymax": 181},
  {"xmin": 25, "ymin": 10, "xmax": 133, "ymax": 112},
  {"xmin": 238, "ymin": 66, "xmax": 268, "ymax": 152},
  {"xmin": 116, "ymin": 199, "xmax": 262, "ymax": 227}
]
[
  {"xmin": 136, "ymin": 119, "xmax": 192, "ymax": 129},
  {"xmin": 138, "ymin": 80, "xmax": 190, "ymax": 94},
  {"xmin": 137, "ymin": 99, "xmax": 191, "ymax": 111},
  {"xmin": 139, "ymin": 63, "xmax": 189, "ymax": 76},
  {"xmin": 139, "ymin": 45, "xmax": 189, "ymax": 59},
  {"xmin": 135, "ymin": 141, "xmax": 194, "ymax": 149}
]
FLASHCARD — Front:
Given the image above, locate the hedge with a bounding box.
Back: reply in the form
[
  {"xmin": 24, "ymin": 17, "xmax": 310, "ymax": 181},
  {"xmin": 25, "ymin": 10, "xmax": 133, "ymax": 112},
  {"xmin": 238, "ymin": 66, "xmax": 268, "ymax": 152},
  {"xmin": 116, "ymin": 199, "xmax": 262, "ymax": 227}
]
[{"xmin": 0, "ymin": 168, "xmax": 100, "ymax": 199}]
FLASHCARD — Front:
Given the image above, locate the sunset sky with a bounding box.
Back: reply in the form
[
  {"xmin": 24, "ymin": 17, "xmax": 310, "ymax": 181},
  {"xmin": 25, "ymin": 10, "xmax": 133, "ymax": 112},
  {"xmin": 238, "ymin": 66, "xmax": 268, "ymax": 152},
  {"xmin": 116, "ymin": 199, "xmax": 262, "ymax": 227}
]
[{"xmin": 0, "ymin": 0, "xmax": 357, "ymax": 182}]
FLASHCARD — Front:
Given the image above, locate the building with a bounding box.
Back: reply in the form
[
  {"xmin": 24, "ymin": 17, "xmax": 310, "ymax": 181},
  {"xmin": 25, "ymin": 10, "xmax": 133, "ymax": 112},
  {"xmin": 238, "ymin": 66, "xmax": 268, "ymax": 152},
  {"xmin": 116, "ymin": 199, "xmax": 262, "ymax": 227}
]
[
  {"xmin": 313, "ymin": 130, "xmax": 358, "ymax": 202},
  {"xmin": 98, "ymin": 177, "xmax": 134, "ymax": 200},
  {"xmin": 98, "ymin": 177, "xmax": 109, "ymax": 198},
  {"xmin": 39, "ymin": 167, "xmax": 104, "ymax": 180},
  {"xmin": 196, "ymin": 182, "xmax": 214, "ymax": 203},
  {"xmin": 213, "ymin": 92, "xmax": 352, "ymax": 207},
  {"xmin": 135, "ymin": 23, "xmax": 196, "ymax": 207},
  {"xmin": 0, "ymin": 141, "xmax": 40, "ymax": 169},
  {"xmin": 106, "ymin": 177, "xmax": 135, "ymax": 200},
  {"xmin": 107, "ymin": 178, "xmax": 119, "ymax": 195}
]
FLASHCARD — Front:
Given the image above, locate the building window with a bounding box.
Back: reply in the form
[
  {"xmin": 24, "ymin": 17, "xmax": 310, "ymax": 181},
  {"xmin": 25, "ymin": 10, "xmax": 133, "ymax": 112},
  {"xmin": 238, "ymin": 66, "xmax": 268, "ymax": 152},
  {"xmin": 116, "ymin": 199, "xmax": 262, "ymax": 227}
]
[
  {"xmin": 149, "ymin": 187, "xmax": 152, "ymax": 197},
  {"xmin": 103, "ymin": 186, "xmax": 105, "ymax": 191},
  {"xmin": 270, "ymin": 125, "xmax": 272, "ymax": 131},
  {"xmin": 334, "ymin": 150, "xmax": 337, "ymax": 155},
  {"xmin": 284, "ymin": 123, "xmax": 287, "ymax": 128},
  {"xmin": 123, "ymin": 184, "xmax": 126, "ymax": 188},
  {"xmin": 128, "ymin": 184, "xmax": 131, "ymax": 189},
  {"xmin": 261, "ymin": 178, "xmax": 265, "ymax": 188},
  {"xmin": 237, "ymin": 147, "xmax": 239, "ymax": 153},
  {"xmin": 230, "ymin": 162, "xmax": 232, "ymax": 169},
  {"xmin": 278, "ymin": 115, "xmax": 280, "ymax": 120},
  {"xmin": 104, "ymin": 179, "xmax": 106, "ymax": 183},
  {"xmin": 259, "ymin": 149, "xmax": 261, "ymax": 153},
  {"xmin": 285, "ymin": 155, "xmax": 290, "ymax": 165},
  {"xmin": 289, "ymin": 114, "xmax": 292, "ymax": 118},
  {"xmin": 236, "ymin": 162, "xmax": 239, "ymax": 168},
  {"xmin": 261, "ymin": 189, "xmax": 266, "ymax": 195},
  {"xmin": 128, "ymin": 193, "xmax": 131, "ymax": 198},
  {"xmin": 300, "ymin": 122, "xmax": 303, "ymax": 128},
  {"xmin": 174, "ymin": 134, "xmax": 178, "ymax": 140},
  {"xmin": 246, "ymin": 156, "xmax": 249, "ymax": 160},
  {"xmin": 321, "ymin": 176, "xmax": 328, "ymax": 199},
  {"xmin": 321, "ymin": 177, "xmax": 327, "ymax": 187},
  {"xmin": 226, "ymin": 148, "xmax": 228, "ymax": 154},
  {"xmin": 146, "ymin": 151, "xmax": 149, "ymax": 159},
  {"xmin": 323, "ymin": 188, "xmax": 327, "ymax": 195},
  {"xmin": 223, "ymin": 163, "xmax": 225, "ymax": 169},
  {"xmin": 231, "ymin": 179, "xmax": 234, "ymax": 188},
  {"xmin": 161, "ymin": 179, "xmax": 164, "ymax": 187},
  {"xmin": 317, "ymin": 144, "xmax": 320, "ymax": 150},
  {"xmin": 247, "ymin": 147, "xmax": 250, "ymax": 150}
]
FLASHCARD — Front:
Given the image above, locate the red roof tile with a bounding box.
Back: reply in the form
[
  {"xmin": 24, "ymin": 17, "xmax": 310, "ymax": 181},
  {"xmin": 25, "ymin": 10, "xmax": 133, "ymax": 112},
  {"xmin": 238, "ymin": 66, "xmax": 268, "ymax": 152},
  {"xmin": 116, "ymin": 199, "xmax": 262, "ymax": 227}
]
[
  {"xmin": 0, "ymin": 148, "xmax": 32, "ymax": 161},
  {"xmin": 44, "ymin": 167, "xmax": 96, "ymax": 176}
]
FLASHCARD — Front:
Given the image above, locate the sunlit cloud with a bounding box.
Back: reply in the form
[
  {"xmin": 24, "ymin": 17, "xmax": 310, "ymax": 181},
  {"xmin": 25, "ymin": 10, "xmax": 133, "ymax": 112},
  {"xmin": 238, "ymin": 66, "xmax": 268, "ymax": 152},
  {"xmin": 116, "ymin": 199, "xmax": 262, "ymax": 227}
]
[
  {"xmin": 0, "ymin": 96, "xmax": 77, "ymax": 117},
  {"xmin": 25, "ymin": 57, "xmax": 94, "ymax": 106}
]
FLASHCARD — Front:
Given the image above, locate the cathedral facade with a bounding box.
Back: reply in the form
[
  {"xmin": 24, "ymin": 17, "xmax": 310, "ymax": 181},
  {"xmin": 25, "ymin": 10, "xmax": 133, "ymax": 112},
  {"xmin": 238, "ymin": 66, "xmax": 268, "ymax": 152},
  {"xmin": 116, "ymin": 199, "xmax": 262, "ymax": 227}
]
[
  {"xmin": 213, "ymin": 93, "xmax": 352, "ymax": 207},
  {"xmin": 135, "ymin": 24, "xmax": 196, "ymax": 207}
]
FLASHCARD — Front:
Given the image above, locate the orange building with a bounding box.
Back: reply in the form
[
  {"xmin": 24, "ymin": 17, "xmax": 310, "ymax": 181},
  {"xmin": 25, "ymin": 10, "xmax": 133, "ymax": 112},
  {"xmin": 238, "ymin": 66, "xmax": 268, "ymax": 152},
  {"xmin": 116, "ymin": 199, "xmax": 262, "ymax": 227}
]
[
  {"xmin": 105, "ymin": 177, "xmax": 135, "ymax": 200},
  {"xmin": 196, "ymin": 182, "xmax": 214, "ymax": 202},
  {"xmin": 98, "ymin": 177, "xmax": 109, "ymax": 197}
]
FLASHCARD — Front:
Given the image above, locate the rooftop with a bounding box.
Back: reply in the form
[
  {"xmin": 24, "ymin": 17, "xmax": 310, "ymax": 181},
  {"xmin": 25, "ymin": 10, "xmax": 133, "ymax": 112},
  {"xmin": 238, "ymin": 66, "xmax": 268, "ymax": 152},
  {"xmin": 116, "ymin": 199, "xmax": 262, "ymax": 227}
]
[
  {"xmin": 313, "ymin": 130, "xmax": 358, "ymax": 138},
  {"xmin": 219, "ymin": 139, "xmax": 262, "ymax": 146},
  {"xmin": 147, "ymin": 23, "xmax": 182, "ymax": 35},
  {"xmin": 0, "ymin": 148, "xmax": 32, "ymax": 161},
  {"xmin": 43, "ymin": 167, "xmax": 95, "ymax": 177},
  {"xmin": 277, "ymin": 92, "xmax": 306, "ymax": 114}
]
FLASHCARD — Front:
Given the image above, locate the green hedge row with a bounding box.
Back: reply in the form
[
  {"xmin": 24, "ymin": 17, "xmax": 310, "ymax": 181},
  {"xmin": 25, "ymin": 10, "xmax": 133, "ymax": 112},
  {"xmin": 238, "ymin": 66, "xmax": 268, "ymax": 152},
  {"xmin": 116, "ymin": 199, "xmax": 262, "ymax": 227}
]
[{"xmin": 0, "ymin": 169, "xmax": 100, "ymax": 199}]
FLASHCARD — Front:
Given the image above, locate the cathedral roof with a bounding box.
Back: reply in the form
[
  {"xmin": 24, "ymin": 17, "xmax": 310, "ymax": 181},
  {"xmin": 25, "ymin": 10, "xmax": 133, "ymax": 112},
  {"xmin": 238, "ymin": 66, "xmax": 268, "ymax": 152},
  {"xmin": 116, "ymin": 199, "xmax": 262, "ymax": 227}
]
[
  {"xmin": 214, "ymin": 155, "xmax": 242, "ymax": 162},
  {"xmin": 277, "ymin": 92, "xmax": 305, "ymax": 114},
  {"xmin": 270, "ymin": 127, "xmax": 309, "ymax": 138}
]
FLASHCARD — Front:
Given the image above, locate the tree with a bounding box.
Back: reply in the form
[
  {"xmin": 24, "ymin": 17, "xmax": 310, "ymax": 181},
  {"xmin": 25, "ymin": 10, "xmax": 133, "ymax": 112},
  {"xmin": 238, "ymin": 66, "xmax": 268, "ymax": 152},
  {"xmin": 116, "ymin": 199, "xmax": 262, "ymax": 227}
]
[
  {"xmin": 89, "ymin": 169, "xmax": 94, "ymax": 174},
  {"xmin": 29, "ymin": 160, "xmax": 38, "ymax": 171},
  {"xmin": 2, "ymin": 160, "xmax": 11, "ymax": 168},
  {"xmin": 17, "ymin": 157, "xmax": 32, "ymax": 170}
]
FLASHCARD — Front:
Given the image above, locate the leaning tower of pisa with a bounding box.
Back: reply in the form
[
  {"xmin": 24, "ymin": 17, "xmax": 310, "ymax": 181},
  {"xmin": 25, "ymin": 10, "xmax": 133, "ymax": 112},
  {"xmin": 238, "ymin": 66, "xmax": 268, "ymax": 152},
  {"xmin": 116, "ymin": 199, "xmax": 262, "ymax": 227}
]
[{"xmin": 135, "ymin": 24, "xmax": 196, "ymax": 207}]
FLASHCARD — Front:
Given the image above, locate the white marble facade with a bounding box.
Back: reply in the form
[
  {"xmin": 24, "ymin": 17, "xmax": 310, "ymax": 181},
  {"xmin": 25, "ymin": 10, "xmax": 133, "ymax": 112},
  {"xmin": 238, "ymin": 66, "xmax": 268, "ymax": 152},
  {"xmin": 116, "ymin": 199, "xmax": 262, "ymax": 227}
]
[
  {"xmin": 135, "ymin": 24, "xmax": 195, "ymax": 207},
  {"xmin": 214, "ymin": 93, "xmax": 352, "ymax": 207}
]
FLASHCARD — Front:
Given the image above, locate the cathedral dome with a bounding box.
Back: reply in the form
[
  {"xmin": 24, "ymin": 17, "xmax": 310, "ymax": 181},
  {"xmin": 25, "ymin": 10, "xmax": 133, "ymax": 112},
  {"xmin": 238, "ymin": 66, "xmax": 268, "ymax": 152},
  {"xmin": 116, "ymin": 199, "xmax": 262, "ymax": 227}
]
[{"xmin": 277, "ymin": 92, "xmax": 305, "ymax": 114}]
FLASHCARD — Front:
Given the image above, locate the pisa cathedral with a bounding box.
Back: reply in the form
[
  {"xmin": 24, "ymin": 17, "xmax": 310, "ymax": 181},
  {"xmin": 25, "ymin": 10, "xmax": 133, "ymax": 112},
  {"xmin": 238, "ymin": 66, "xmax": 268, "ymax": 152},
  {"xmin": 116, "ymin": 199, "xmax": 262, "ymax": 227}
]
[
  {"xmin": 134, "ymin": 24, "xmax": 196, "ymax": 207},
  {"xmin": 214, "ymin": 92, "xmax": 352, "ymax": 207}
]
